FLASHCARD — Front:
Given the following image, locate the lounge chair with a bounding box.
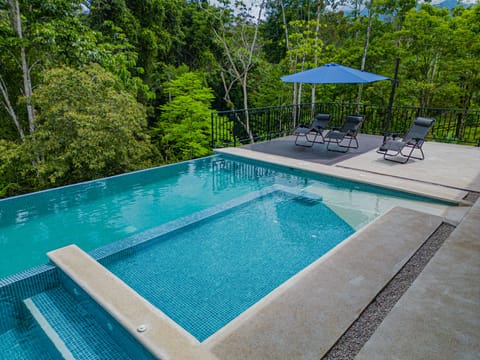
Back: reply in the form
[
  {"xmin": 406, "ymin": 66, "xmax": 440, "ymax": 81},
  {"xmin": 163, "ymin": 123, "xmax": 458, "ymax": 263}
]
[
  {"xmin": 294, "ymin": 113, "xmax": 332, "ymax": 147},
  {"xmin": 324, "ymin": 115, "xmax": 365, "ymax": 152},
  {"xmin": 377, "ymin": 117, "xmax": 435, "ymax": 164}
]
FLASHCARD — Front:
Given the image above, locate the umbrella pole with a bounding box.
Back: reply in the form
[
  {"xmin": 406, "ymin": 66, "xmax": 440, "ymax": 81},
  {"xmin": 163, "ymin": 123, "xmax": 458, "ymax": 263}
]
[{"xmin": 384, "ymin": 58, "xmax": 400, "ymax": 143}]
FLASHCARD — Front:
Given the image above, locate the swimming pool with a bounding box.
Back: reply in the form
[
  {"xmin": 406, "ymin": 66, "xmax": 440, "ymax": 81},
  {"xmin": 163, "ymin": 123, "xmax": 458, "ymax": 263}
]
[
  {"xmin": 0, "ymin": 154, "xmax": 449, "ymax": 280},
  {"xmin": 0, "ymin": 154, "xmax": 454, "ymax": 358},
  {"xmin": 105, "ymin": 186, "xmax": 354, "ymax": 341}
]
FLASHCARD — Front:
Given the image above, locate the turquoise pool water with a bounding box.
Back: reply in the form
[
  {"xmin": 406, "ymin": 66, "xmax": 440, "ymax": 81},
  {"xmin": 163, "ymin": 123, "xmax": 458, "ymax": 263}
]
[
  {"xmin": 106, "ymin": 188, "xmax": 354, "ymax": 341},
  {"xmin": 0, "ymin": 155, "xmax": 450, "ymax": 280},
  {"xmin": 0, "ymin": 157, "xmax": 276, "ymax": 279}
]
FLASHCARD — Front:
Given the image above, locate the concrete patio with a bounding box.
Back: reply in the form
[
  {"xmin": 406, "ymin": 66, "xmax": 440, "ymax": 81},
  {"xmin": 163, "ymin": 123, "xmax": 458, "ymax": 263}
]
[{"xmin": 210, "ymin": 135, "xmax": 480, "ymax": 360}]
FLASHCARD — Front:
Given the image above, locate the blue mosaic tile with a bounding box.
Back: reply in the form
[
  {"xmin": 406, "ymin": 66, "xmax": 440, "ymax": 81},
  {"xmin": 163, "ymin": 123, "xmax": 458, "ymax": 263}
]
[
  {"xmin": 26, "ymin": 287, "xmax": 134, "ymax": 360},
  {"xmin": 58, "ymin": 272, "xmax": 155, "ymax": 360},
  {"xmin": 105, "ymin": 188, "xmax": 353, "ymax": 341},
  {"xmin": 0, "ymin": 267, "xmax": 58, "ymax": 334},
  {"xmin": 92, "ymin": 185, "xmax": 321, "ymax": 269},
  {"xmin": 0, "ymin": 313, "xmax": 61, "ymax": 359}
]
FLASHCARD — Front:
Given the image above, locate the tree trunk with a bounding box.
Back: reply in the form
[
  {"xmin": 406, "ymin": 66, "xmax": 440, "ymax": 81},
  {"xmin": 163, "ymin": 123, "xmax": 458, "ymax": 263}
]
[
  {"xmin": 0, "ymin": 75, "xmax": 25, "ymax": 140},
  {"xmin": 211, "ymin": 0, "xmax": 265, "ymax": 144},
  {"xmin": 311, "ymin": 0, "xmax": 323, "ymax": 117},
  {"xmin": 356, "ymin": 0, "xmax": 373, "ymax": 107},
  {"xmin": 241, "ymin": 0, "xmax": 265, "ymax": 143},
  {"xmin": 281, "ymin": 0, "xmax": 299, "ymax": 126},
  {"xmin": 9, "ymin": 0, "xmax": 36, "ymax": 134}
]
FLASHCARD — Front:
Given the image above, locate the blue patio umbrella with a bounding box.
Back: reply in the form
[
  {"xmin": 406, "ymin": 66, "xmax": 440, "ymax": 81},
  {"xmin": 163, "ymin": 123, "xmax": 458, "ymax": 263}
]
[
  {"xmin": 282, "ymin": 61, "xmax": 396, "ymax": 141},
  {"xmin": 281, "ymin": 63, "xmax": 389, "ymax": 84}
]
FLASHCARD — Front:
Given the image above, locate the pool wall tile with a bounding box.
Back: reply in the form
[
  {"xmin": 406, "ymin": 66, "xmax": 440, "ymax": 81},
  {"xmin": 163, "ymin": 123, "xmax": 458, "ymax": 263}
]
[
  {"xmin": 58, "ymin": 271, "xmax": 155, "ymax": 359},
  {"xmin": 0, "ymin": 265, "xmax": 58, "ymax": 333}
]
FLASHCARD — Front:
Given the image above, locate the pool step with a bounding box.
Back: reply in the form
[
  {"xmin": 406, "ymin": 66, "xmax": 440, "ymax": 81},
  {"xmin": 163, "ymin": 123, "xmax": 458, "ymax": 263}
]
[
  {"xmin": 23, "ymin": 287, "xmax": 133, "ymax": 360},
  {"xmin": 304, "ymin": 184, "xmax": 451, "ymax": 230}
]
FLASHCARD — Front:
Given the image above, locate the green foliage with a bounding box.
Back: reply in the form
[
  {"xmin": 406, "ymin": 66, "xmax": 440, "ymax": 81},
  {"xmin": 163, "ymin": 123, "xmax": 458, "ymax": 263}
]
[
  {"xmin": 31, "ymin": 64, "xmax": 157, "ymax": 188},
  {"xmin": 249, "ymin": 60, "xmax": 291, "ymax": 107},
  {"xmin": 155, "ymin": 71, "xmax": 214, "ymax": 162},
  {"xmin": 392, "ymin": 4, "xmax": 479, "ymax": 109},
  {"xmin": 286, "ymin": 19, "xmax": 324, "ymax": 72},
  {"xmin": 0, "ymin": 140, "xmax": 35, "ymax": 197},
  {"xmin": 1, "ymin": 0, "xmax": 479, "ymax": 197}
]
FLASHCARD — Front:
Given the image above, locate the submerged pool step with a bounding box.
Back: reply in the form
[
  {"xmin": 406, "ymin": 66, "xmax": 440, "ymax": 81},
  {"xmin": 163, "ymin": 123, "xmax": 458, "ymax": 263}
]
[{"xmin": 23, "ymin": 287, "xmax": 133, "ymax": 360}]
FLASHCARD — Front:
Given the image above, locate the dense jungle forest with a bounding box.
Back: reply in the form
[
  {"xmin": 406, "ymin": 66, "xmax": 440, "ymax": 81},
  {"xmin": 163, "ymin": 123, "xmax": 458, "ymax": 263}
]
[{"xmin": 0, "ymin": 0, "xmax": 479, "ymax": 198}]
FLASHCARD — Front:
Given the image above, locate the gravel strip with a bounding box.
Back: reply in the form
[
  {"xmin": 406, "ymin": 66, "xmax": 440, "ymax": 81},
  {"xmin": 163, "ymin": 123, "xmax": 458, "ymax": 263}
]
[{"xmin": 322, "ymin": 222, "xmax": 456, "ymax": 360}]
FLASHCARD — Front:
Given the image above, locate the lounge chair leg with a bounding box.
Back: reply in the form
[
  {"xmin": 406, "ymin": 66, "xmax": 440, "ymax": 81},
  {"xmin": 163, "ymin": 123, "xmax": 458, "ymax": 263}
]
[
  {"xmin": 401, "ymin": 146, "xmax": 425, "ymax": 160},
  {"xmin": 384, "ymin": 151, "xmax": 409, "ymax": 163},
  {"xmin": 327, "ymin": 139, "xmax": 349, "ymax": 153},
  {"xmin": 383, "ymin": 146, "xmax": 417, "ymax": 163},
  {"xmin": 326, "ymin": 136, "xmax": 357, "ymax": 153},
  {"xmin": 295, "ymin": 133, "xmax": 316, "ymax": 147}
]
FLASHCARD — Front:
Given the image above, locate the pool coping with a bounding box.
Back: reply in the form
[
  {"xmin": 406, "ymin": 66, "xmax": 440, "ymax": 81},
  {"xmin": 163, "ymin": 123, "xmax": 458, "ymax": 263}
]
[{"xmin": 355, "ymin": 199, "xmax": 480, "ymax": 360}]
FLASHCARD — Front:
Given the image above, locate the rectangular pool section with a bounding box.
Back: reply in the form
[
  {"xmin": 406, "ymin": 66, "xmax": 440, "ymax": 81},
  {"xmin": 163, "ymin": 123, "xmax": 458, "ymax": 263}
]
[
  {"xmin": 105, "ymin": 187, "xmax": 354, "ymax": 341},
  {"xmin": 0, "ymin": 154, "xmax": 455, "ymax": 358}
]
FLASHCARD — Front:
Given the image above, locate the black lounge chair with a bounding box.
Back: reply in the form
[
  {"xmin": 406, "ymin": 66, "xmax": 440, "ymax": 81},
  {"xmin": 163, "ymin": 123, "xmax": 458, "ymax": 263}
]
[
  {"xmin": 324, "ymin": 115, "xmax": 365, "ymax": 152},
  {"xmin": 377, "ymin": 117, "xmax": 435, "ymax": 164},
  {"xmin": 294, "ymin": 113, "xmax": 332, "ymax": 147}
]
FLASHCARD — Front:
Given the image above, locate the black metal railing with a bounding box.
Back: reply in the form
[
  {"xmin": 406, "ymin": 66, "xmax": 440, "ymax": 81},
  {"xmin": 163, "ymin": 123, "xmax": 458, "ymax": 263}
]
[{"xmin": 211, "ymin": 103, "xmax": 480, "ymax": 147}]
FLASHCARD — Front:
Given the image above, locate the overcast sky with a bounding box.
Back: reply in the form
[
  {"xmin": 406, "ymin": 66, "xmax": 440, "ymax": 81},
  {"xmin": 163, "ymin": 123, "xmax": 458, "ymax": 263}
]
[{"xmin": 208, "ymin": 0, "xmax": 264, "ymax": 18}]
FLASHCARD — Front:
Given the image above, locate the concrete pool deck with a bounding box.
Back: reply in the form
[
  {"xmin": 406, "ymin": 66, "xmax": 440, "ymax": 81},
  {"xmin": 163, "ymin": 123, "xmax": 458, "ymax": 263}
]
[{"xmin": 212, "ymin": 137, "xmax": 480, "ymax": 359}]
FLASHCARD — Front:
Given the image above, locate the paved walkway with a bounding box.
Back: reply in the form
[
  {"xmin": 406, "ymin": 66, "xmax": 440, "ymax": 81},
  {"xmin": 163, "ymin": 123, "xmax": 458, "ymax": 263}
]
[
  {"xmin": 356, "ymin": 199, "xmax": 480, "ymax": 360},
  {"xmin": 214, "ymin": 137, "xmax": 480, "ymax": 360}
]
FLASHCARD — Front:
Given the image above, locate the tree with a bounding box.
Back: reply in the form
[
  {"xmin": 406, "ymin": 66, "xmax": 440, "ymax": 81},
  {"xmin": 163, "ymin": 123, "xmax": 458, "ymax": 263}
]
[
  {"xmin": 0, "ymin": 0, "xmax": 36, "ymax": 140},
  {"xmin": 394, "ymin": 5, "xmax": 450, "ymax": 108},
  {"xmin": 155, "ymin": 70, "xmax": 214, "ymax": 162},
  {"xmin": 208, "ymin": 0, "xmax": 266, "ymax": 143},
  {"xmin": 0, "ymin": 0, "xmax": 145, "ymax": 141},
  {"xmin": 446, "ymin": 5, "xmax": 479, "ymax": 110},
  {"xmin": 0, "ymin": 139, "xmax": 33, "ymax": 196},
  {"xmin": 377, "ymin": 0, "xmax": 416, "ymax": 30},
  {"xmin": 31, "ymin": 64, "xmax": 157, "ymax": 187},
  {"xmin": 442, "ymin": 5, "xmax": 480, "ymax": 140}
]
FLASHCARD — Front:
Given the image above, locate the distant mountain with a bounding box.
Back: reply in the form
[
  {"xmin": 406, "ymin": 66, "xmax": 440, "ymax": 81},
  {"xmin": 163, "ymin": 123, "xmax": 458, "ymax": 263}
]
[
  {"xmin": 341, "ymin": 0, "xmax": 474, "ymax": 18},
  {"xmin": 434, "ymin": 0, "xmax": 473, "ymax": 9}
]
